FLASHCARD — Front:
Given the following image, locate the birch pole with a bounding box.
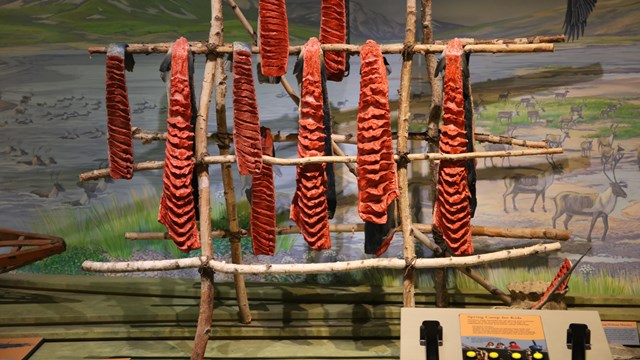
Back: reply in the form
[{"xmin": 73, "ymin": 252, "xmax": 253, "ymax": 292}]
[
  {"xmin": 83, "ymin": 242, "xmax": 561, "ymax": 274},
  {"xmin": 224, "ymin": 0, "xmax": 257, "ymax": 43},
  {"xmin": 212, "ymin": 29, "xmax": 252, "ymax": 324},
  {"xmin": 131, "ymin": 127, "xmax": 548, "ymax": 148},
  {"xmin": 421, "ymin": 0, "xmax": 449, "ymax": 308},
  {"xmin": 88, "ymin": 38, "xmax": 561, "ymax": 55},
  {"xmin": 190, "ymin": 1, "xmax": 220, "ymax": 357},
  {"xmin": 398, "ymin": 0, "xmax": 418, "ymax": 308}
]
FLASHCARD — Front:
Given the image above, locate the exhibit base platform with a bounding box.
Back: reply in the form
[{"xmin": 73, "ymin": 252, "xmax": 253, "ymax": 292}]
[{"xmin": 0, "ymin": 274, "xmax": 638, "ymax": 359}]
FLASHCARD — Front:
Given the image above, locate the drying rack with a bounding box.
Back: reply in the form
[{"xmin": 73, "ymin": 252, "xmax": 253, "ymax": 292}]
[{"xmin": 79, "ymin": 0, "xmax": 571, "ymax": 358}]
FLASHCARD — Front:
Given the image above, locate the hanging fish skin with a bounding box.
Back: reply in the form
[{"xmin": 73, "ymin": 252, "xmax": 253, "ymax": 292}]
[
  {"xmin": 432, "ymin": 38, "xmax": 473, "ymax": 256},
  {"xmin": 158, "ymin": 37, "xmax": 200, "ymax": 252},
  {"xmin": 105, "ymin": 43, "xmax": 134, "ymax": 180},
  {"xmin": 364, "ymin": 200, "xmax": 398, "ymax": 256},
  {"xmin": 290, "ymin": 37, "xmax": 331, "ymax": 251},
  {"xmin": 320, "ymin": 55, "xmax": 337, "ymax": 219},
  {"xmin": 460, "ymin": 52, "xmax": 477, "ymax": 218}
]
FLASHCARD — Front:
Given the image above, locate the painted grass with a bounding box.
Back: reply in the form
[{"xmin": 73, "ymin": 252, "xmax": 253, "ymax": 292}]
[
  {"xmin": 0, "ymin": 1, "xmax": 315, "ymax": 48},
  {"xmin": 20, "ymin": 246, "xmax": 107, "ymax": 275},
  {"xmin": 357, "ymin": 264, "xmax": 640, "ymax": 297},
  {"xmin": 24, "ymin": 188, "xmax": 297, "ymax": 276},
  {"xmin": 479, "ymin": 96, "xmax": 640, "ymax": 136},
  {"xmin": 31, "ymin": 189, "xmax": 181, "ymax": 259}
]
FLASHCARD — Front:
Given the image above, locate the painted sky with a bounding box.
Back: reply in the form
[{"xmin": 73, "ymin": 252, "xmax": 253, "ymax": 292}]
[{"xmin": 375, "ymin": 0, "xmax": 564, "ymax": 25}]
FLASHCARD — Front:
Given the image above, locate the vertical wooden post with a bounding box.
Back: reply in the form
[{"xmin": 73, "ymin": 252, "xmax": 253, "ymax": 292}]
[
  {"xmin": 224, "ymin": 0, "xmax": 257, "ymax": 43},
  {"xmin": 420, "ymin": 0, "xmax": 448, "ymax": 307},
  {"xmin": 190, "ymin": 1, "xmax": 221, "ymax": 358},
  {"xmin": 211, "ymin": 0, "xmax": 252, "ymax": 325},
  {"xmin": 398, "ymin": 0, "xmax": 418, "ymax": 308}
]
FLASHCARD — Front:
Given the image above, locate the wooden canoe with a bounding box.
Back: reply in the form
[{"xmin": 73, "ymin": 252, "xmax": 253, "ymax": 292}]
[{"xmin": 0, "ymin": 228, "xmax": 66, "ymax": 274}]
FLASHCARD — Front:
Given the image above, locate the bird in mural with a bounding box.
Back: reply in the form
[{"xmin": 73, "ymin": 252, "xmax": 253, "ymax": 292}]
[{"xmin": 563, "ymin": 0, "xmax": 598, "ymax": 41}]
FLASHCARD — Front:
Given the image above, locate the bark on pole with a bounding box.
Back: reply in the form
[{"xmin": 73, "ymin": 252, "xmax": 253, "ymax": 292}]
[
  {"xmin": 88, "ymin": 38, "xmax": 561, "ymax": 55},
  {"xmin": 420, "ymin": 0, "xmax": 449, "ymax": 308},
  {"xmin": 82, "ymin": 242, "xmax": 562, "ymax": 274},
  {"xmin": 224, "ymin": 0, "xmax": 257, "ymax": 43},
  {"xmin": 79, "ymin": 148, "xmax": 563, "ymax": 181},
  {"xmin": 212, "ymin": 26, "xmax": 252, "ymax": 324},
  {"xmin": 125, "ymin": 223, "xmax": 571, "ymax": 242},
  {"xmin": 398, "ymin": 0, "xmax": 418, "ymax": 308},
  {"xmin": 131, "ymin": 127, "xmax": 549, "ymax": 149},
  {"xmin": 190, "ymin": 1, "xmax": 220, "ymax": 357}
]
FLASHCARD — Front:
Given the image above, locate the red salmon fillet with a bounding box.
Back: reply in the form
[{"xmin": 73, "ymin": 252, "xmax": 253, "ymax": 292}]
[
  {"xmin": 320, "ymin": 0, "xmax": 347, "ymax": 81},
  {"xmin": 356, "ymin": 40, "xmax": 399, "ymax": 225},
  {"xmin": 105, "ymin": 43, "xmax": 134, "ymax": 179},
  {"xmin": 251, "ymin": 127, "xmax": 277, "ymax": 255},
  {"xmin": 232, "ymin": 42, "xmax": 263, "ymax": 176},
  {"xmin": 259, "ymin": 0, "xmax": 289, "ymax": 77},
  {"xmin": 158, "ymin": 37, "xmax": 200, "ymax": 252},
  {"xmin": 432, "ymin": 38, "xmax": 473, "ymax": 255},
  {"xmin": 290, "ymin": 38, "xmax": 331, "ymax": 251}
]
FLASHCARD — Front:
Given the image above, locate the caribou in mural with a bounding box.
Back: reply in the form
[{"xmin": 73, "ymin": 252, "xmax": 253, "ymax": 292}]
[
  {"xmin": 503, "ymin": 155, "xmax": 563, "ymax": 213},
  {"xmin": 597, "ymin": 123, "xmax": 618, "ymax": 153},
  {"xmin": 484, "ymin": 126, "xmax": 517, "ymax": 167},
  {"xmin": 551, "ymin": 152, "xmax": 628, "ymax": 242},
  {"xmin": 580, "ymin": 139, "xmax": 593, "ymax": 158},
  {"xmin": 545, "ymin": 126, "xmax": 571, "ymax": 149}
]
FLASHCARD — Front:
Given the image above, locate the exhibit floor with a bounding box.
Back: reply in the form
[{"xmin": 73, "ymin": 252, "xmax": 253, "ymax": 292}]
[{"xmin": 1, "ymin": 274, "xmax": 639, "ymax": 359}]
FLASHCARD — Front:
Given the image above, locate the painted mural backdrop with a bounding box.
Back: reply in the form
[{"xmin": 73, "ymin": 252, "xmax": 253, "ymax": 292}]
[{"xmin": 0, "ymin": 0, "xmax": 638, "ymax": 296}]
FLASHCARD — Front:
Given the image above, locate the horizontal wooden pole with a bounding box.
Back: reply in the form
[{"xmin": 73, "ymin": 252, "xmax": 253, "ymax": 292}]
[
  {"xmin": 474, "ymin": 133, "xmax": 547, "ymax": 148},
  {"xmin": 125, "ymin": 229, "xmax": 247, "ymax": 240},
  {"xmin": 132, "ymin": 128, "xmax": 548, "ymax": 149},
  {"xmin": 79, "ymin": 148, "xmax": 562, "ymax": 181},
  {"xmin": 125, "ymin": 223, "xmax": 571, "ymax": 241},
  {"xmin": 81, "ymin": 242, "xmax": 562, "ymax": 274},
  {"xmin": 88, "ymin": 36, "xmax": 562, "ymax": 55}
]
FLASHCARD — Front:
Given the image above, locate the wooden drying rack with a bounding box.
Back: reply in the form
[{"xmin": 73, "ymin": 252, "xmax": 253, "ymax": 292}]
[{"xmin": 80, "ymin": 0, "xmax": 571, "ymax": 358}]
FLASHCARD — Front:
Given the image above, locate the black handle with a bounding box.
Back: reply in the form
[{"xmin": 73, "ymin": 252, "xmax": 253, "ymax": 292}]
[
  {"xmin": 566, "ymin": 323, "xmax": 591, "ymax": 360},
  {"xmin": 420, "ymin": 320, "xmax": 442, "ymax": 360}
]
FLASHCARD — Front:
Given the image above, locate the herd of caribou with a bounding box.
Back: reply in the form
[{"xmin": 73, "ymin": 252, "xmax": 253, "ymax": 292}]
[{"xmin": 487, "ymin": 91, "xmax": 633, "ymax": 242}]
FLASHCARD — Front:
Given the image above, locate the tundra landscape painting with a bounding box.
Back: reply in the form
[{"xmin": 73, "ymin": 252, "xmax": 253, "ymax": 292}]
[{"xmin": 0, "ymin": 0, "xmax": 638, "ymax": 298}]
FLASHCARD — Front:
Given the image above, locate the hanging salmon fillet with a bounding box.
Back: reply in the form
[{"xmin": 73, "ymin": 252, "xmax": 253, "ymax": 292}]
[
  {"xmin": 432, "ymin": 38, "xmax": 473, "ymax": 255},
  {"xmin": 357, "ymin": 40, "xmax": 399, "ymax": 225},
  {"xmin": 356, "ymin": 40, "xmax": 399, "ymax": 256},
  {"xmin": 290, "ymin": 37, "xmax": 331, "ymax": 251},
  {"xmin": 105, "ymin": 43, "xmax": 135, "ymax": 180},
  {"xmin": 251, "ymin": 127, "xmax": 277, "ymax": 256},
  {"xmin": 232, "ymin": 42, "xmax": 263, "ymax": 176},
  {"xmin": 319, "ymin": 0, "xmax": 347, "ymax": 81},
  {"xmin": 158, "ymin": 37, "xmax": 200, "ymax": 252},
  {"xmin": 258, "ymin": 0, "xmax": 289, "ymax": 77},
  {"xmin": 533, "ymin": 258, "xmax": 572, "ymax": 309}
]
